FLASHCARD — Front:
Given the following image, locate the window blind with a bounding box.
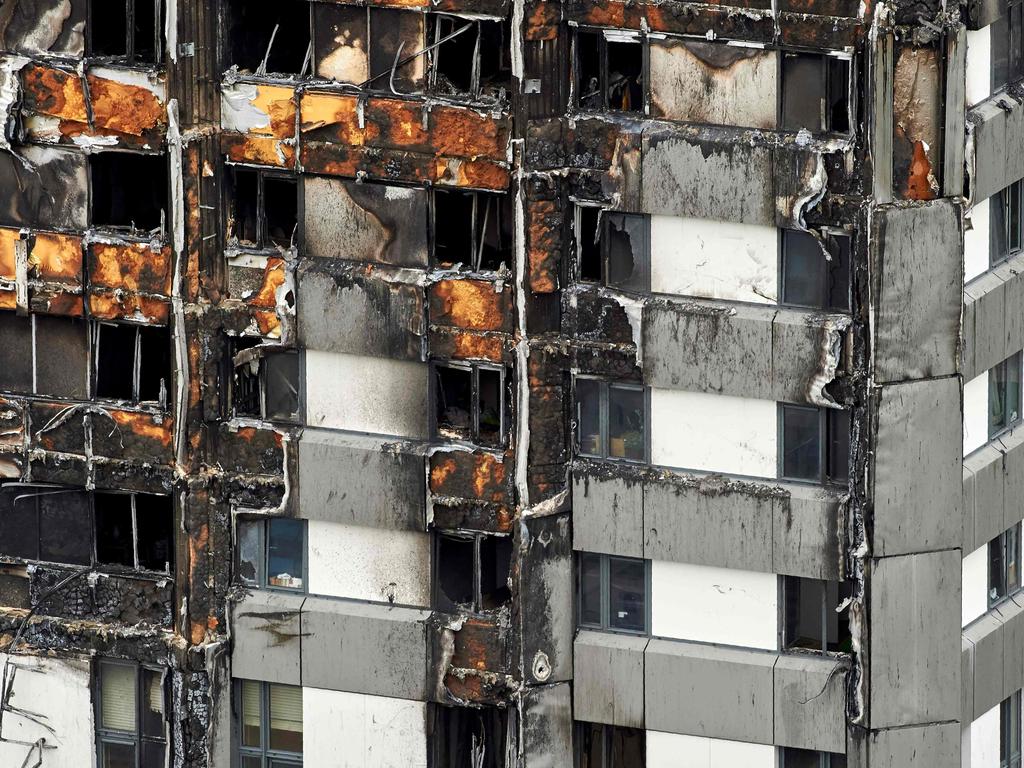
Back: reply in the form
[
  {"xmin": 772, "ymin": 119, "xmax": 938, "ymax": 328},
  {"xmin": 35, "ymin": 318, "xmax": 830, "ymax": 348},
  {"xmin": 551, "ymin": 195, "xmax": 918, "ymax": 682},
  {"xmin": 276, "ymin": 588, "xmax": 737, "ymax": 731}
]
[{"xmin": 101, "ymin": 664, "xmax": 136, "ymax": 733}]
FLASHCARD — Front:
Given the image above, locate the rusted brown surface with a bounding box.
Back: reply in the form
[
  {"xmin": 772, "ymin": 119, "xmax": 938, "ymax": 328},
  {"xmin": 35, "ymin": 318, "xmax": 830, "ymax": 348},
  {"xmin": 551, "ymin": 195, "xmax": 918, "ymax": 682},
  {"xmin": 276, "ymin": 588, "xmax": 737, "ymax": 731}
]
[
  {"xmin": 443, "ymin": 669, "xmax": 516, "ymax": 705},
  {"xmin": 247, "ymin": 258, "xmax": 286, "ymax": 309},
  {"xmin": 430, "ymin": 449, "xmax": 510, "ymax": 504},
  {"xmin": 32, "ymin": 290, "xmax": 85, "ymax": 317},
  {"xmin": 221, "ymin": 83, "xmax": 297, "ymax": 167},
  {"xmin": 29, "ymin": 401, "xmax": 85, "ymax": 454},
  {"xmin": 89, "ymin": 292, "xmax": 171, "ymax": 323},
  {"xmin": 0, "ymin": 399, "xmax": 24, "ymax": 449},
  {"xmin": 92, "ymin": 410, "xmax": 174, "ymax": 464},
  {"xmin": 893, "ymin": 44, "xmax": 941, "ymax": 201},
  {"xmin": 215, "ymin": 424, "xmax": 286, "ymax": 476},
  {"xmin": 0, "ymin": 228, "xmax": 18, "ymax": 280},
  {"xmin": 449, "ymin": 615, "xmax": 507, "ymax": 671},
  {"xmin": 429, "ymin": 279, "xmax": 514, "ymax": 332},
  {"xmin": 527, "ymin": 199, "xmax": 560, "ymax": 294},
  {"xmin": 89, "ymin": 242, "xmax": 173, "ymax": 296},
  {"xmin": 525, "ymin": 0, "xmax": 560, "ymax": 40},
  {"xmin": 32, "ymin": 232, "xmax": 83, "ymax": 284},
  {"xmin": 430, "ymin": 330, "xmax": 506, "ymax": 363}
]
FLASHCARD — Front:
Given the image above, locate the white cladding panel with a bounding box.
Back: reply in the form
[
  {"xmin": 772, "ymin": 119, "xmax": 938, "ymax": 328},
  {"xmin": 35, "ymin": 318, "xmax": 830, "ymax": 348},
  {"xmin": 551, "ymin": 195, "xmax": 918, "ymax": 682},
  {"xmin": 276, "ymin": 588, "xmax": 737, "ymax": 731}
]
[
  {"xmin": 966, "ymin": 27, "xmax": 992, "ymax": 108},
  {"xmin": 964, "ymin": 371, "xmax": 989, "ymax": 456},
  {"xmin": 651, "ymin": 389, "xmax": 777, "ymax": 478},
  {"xmin": 651, "ymin": 560, "xmax": 779, "ymax": 650},
  {"xmin": 965, "ymin": 199, "xmax": 990, "ymax": 283},
  {"xmin": 970, "ymin": 703, "xmax": 1001, "ymax": 768},
  {"xmin": 647, "ymin": 730, "xmax": 776, "ymax": 768},
  {"xmin": 307, "ymin": 520, "xmax": 431, "ymax": 606},
  {"xmin": 962, "ymin": 543, "xmax": 990, "ymax": 627}
]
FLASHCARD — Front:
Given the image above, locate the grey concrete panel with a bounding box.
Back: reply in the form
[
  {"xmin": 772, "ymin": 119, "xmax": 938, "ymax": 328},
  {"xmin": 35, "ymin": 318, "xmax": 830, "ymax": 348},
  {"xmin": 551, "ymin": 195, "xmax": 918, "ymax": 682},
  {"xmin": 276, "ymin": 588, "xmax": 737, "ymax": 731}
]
[
  {"xmin": 230, "ymin": 590, "xmax": 303, "ymax": 686},
  {"xmin": 971, "ymin": 98, "xmax": 1011, "ymax": 204},
  {"xmin": 522, "ymin": 684, "xmax": 573, "ymax": 768},
  {"xmin": 963, "ymin": 635, "xmax": 976, "ymax": 726},
  {"xmin": 996, "ymin": 259, "xmax": 1024, "ymax": 369},
  {"xmin": 573, "ymin": 631, "xmax": 647, "ymax": 728},
  {"xmin": 301, "ymin": 597, "xmax": 430, "ymax": 699},
  {"xmin": 572, "ymin": 471, "xmax": 643, "ymax": 558},
  {"xmin": 944, "ymin": 28, "xmax": 967, "ymax": 198},
  {"xmin": 297, "ymin": 262, "xmax": 424, "ymax": 361},
  {"xmin": 1000, "ymin": 430, "xmax": 1024, "ymax": 532},
  {"xmin": 871, "ymin": 378, "xmax": 963, "ymax": 556},
  {"xmin": 965, "ymin": 611, "xmax": 1004, "ymax": 717},
  {"xmin": 868, "ymin": 723, "xmax": 960, "ymax": 768},
  {"xmin": 298, "ymin": 429, "xmax": 425, "ymax": 530},
  {"xmin": 869, "ymin": 550, "xmax": 961, "ymax": 728},
  {"xmin": 773, "ymin": 654, "xmax": 848, "ymax": 753},
  {"xmin": 965, "ymin": 269, "xmax": 1007, "ymax": 380},
  {"xmin": 967, "ymin": 444, "xmax": 1006, "ymax": 548},
  {"xmin": 774, "ymin": 480, "xmax": 844, "ymax": 580},
  {"xmin": 644, "ymin": 638, "xmax": 775, "ymax": 742},
  {"xmin": 872, "ymin": 33, "xmax": 894, "ymax": 203},
  {"xmin": 643, "ymin": 475, "xmax": 773, "ymax": 572},
  {"xmin": 998, "ymin": 597, "xmax": 1024, "ymax": 697},
  {"xmin": 771, "ymin": 310, "xmax": 850, "ymax": 405},
  {"xmin": 522, "ymin": 513, "xmax": 574, "ymax": 685},
  {"xmin": 641, "ymin": 132, "xmax": 774, "ymax": 225},
  {"xmin": 962, "ymin": 290, "xmax": 977, "ymax": 381},
  {"xmin": 963, "ymin": 463, "xmax": 977, "ymax": 553},
  {"xmin": 872, "ymin": 202, "xmax": 962, "ymax": 383},
  {"xmin": 1006, "ymin": 101, "xmax": 1024, "ymax": 186}
]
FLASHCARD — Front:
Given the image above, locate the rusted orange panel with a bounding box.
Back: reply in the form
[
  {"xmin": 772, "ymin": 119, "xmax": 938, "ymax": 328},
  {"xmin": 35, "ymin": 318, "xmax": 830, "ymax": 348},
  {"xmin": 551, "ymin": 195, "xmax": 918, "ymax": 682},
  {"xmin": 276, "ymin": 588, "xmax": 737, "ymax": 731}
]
[
  {"xmin": 221, "ymin": 133, "xmax": 297, "ymax": 169},
  {"xmin": 430, "ymin": 449, "xmax": 508, "ymax": 504},
  {"xmin": 252, "ymin": 309, "xmax": 282, "ymax": 338},
  {"xmin": 91, "ymin": 409, "xmax": 175, "ymax": 464},
  {"xmin": 33, "ymin": 290, "xmax": 84, "ymax": 317},
  {"xmin": 301, "ymin": 92, "xmax": 384, "ymax": 147},
  {"xmin": 449, "ymin": 616, "xmax": 506, "ymax": 671},
  {"xmin": 525, "ymin": 0, "xmax": 560, "ymax": 40},
  {"xmin": 301, "ymin": 143, "xmax": 436, "ymax": 185},
  {"xmin": 431, "ymin": 108, "xmax": 510, "ymax": 160},
  {"xmin": 429, "ymin": 279, "xmax": 513, "ymax": 332},
  {"xmin": 452, "ymin": 332, "xmax": 504, "ymax": 362},
  {"xmin": 0, "ymin": 228, "xmax": 18, "ymax": 280},
  {"xmin": 244, "ymin": 84, "xmax": 297, "ymax": 140},
  {"xmin": 89, "ymin": 292, "xmax": 170, "ymax": 323},
  {"xmin": 108, "ymin": 410, "xmax": 173, "ymax": 447},
  {"xmin": 217, "ymin": 424, "xmax": 286, "ymax": 476},
  {"xmin": 22, "ymin": 64, "xmax": 88, "ymax": 122},
  {"xmin": 32, "ymin": 232, "xmax": 83, "ymax": 283},
  {"xmin": 528, "ymin": 199, "xmax": 559, "ymax": 294},
  {"xmin": 435, "ymin": 157, "xmax": 510, "ymax": 191},
  {"xmin": 87, "ymin": 73, "xmax": 166, "ymax": 137},
  {"xmin": 89, "ymin": 242, "xmax": 173, "ymax": 295},
  {"xmin": 248, "ymin": 258, "xmax": 285, "ymax": 309}
]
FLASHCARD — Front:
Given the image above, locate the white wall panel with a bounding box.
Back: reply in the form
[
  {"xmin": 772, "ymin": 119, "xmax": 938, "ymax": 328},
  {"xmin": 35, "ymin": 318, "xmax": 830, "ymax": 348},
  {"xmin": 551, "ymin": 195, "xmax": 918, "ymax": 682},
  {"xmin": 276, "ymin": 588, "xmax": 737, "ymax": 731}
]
[
  {"xmin": 651, "ymin": 389, "xmax": 777, "ymax": 477},
  {"xmin": 647, "ymin": 730, "xmax": 776, "ymax": 768},
  {"xmin": 303, "ymin": 687, "xmax": 428, "ymax": 768},
  {"xmin": 970, "ymin": 703, "xmax": 1001, "ymax": 768},
  {"xmin": 651, "ymin": 560, "xmax": 779, "ymax": 650},
  {"xmin": 650, "ymin": 215, "xmax": 778, "ymax": 304},
  {"xmin": 964, "ymin": 371, "xmax": 989, "ymax": 456},
  {"xmin": 305, "ymin": 351, "xmax": 428, "ymax": 439},
  {"xmin": 307, "ymin": 520, "xmax": 430, "ymax": 606},
  {"xmin": 965, "ymin": 199, "xmax": 990, "ymax": 283},
  {"xmin": 962, "ymin": 543, "xmax": 990, "ymax": 627},
  {"xmin": 966, "ymin": 27, "xmax": 992, "ymax": 108}
]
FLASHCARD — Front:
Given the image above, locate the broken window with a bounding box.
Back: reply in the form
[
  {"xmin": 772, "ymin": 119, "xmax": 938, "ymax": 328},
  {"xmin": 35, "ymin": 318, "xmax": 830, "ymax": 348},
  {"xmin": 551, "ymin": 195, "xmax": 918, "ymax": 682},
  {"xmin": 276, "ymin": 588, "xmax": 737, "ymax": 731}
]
[
  {"xmin": 94, "ymin": 322, "xmax": 171, "ymax": 406},
  {"xmin": 225, "ymin": 0, "xmax": 311, "ymax": 77},
  {"xmin": 989, "ymin": 351, "xmax": 1023, "ymax": 439},
  {"xmin": 236, "ymin": 517, "xmax": 306, "ymax": 591},
  {"xmin": 0, "ymin": 312, "xmax": 89, "ymax": 399},
  {"xmin": 779, "ymin": 404, "xmax": 850, "ymax": 484},
  {"xmin": 433, "ymin": 361, "xmax": 507, "ymax": 447},
  {"xmin": 227, "ymin": 337, "xmax": 301, "ymax": 423},
  {"xmin": 91, "ymin": 152, "xmax": 168, "ymax": 233},
  {"xmin": 781, "ymin": 52, "xmax": 851, "ymax": 134},
  {"xmin": 95, "ymin": 660, "xmax": 167, "ymax": 768},
  {"xmin": 575, "ymin": 206, "xmax": 650, "ymax": 292},
  {"xmin": 237, "ymin": 679, "xmax": 303, "ymax": 765},
  {"xmin": 229, "ymin": 167, "xmax": 298, "ymax": 250},
  {"xmin": 88, "ymin": 0, "xmax": 161, "ymax": 64},
  {"xmin": 990, "ymin": 522, "xmax": 1022, "ymax": 608},
  {"xmin": 1002, "ymin": 691, "xmax": 1023, "ymax": 768},
  {"xmin": 433, "ymin": 189, "xmax": 512, "ymax": 271},
  {"xmin": 574, "ymin": 378, "xmax": 646, "ymax": 462},
  {"xmin": 991, "ymin": 179, "xmax": 1024, "ymax": 266},
  {"xmin": 781, "ymin": 748, "xmax": 848, "ymax": 768},
  {"xmin": 575, "ymin": 30, "xmax": 644, "ymax": 113},
  {"xmin": 577, "ymin": 552, "xmax": 648, "ymax": 634},
  {"xmin": 783, "ymin": 576, "xmax": 853, "ymax": 653},
  {"xmin": 431, "ymin": 704, "xmax": 511, "ymax": 768},
  {"xmin": 781, "ymin": 230, "xmax": 852, "ymax": 311},
  {"xmin": 574, "ymin": 721, "xmax": 645, "ymax": 768},
  {"xmin": 429, "ymin": 16, "xmax": 511, "ymax": 100},
  {"xmin": 993, "ymin": 2, "xmax": 1024, "ymax": 92},
  {"xmin": 434, "ymin": 532, "xmax": 512, "ymax": 612},
  {"xmin": 0, "ymin": 483, "xmax": 173, "ymax": 573}
]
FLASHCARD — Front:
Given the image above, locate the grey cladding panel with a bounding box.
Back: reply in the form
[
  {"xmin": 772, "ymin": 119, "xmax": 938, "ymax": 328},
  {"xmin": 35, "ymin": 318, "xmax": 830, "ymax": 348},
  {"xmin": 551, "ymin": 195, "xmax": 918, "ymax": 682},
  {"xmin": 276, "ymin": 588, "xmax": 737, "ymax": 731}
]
[
  {"xmin": 774, "ymin": 484, "xmax": 843, "ymax": 580},
  {"xmin": 873, "ymin": 202, "xmax": 962, "ymax": 383},
  {"xmin": 298, "ymin": 429, "xmax": 425, "ymax": 530},
  {"xmin": 872, "ymin": 378, "xmax": 963, "ymax": 556},
  {"xmin": 521, "ymin": 513, "xmax": 574, "ymax": 684},
  {"xmin": 998, "ymin": 597, "xmax": 1024, "ymax": 698},
  {"xmin": 944, "ymin": 28, "xmax": 967, "ymax": 198},
  {"xmin": 573, "ymin": 631, "xmax": 646, "ymax": 728},
  {"xmin": 774, "ymin": 654, "xmax": 848, "ymax": 753},
  {"xmin": 970, "ymin": 95, "xmax": 1024, "ymax": 203},
  {"xmin": 868, "ymin": 723, "xmax": 960, "ymax": 768},
  {"xmin": 230, "ymin": 591, "xmax": 303, "ymax": 685},
  {"xmin": 869, "ymin": 550, "xmax": 961, "ymax": 728},
  {"xmin": 966, "ymin": 444, "xmax": 1006, "ymax": 548},
  {"xmin": 962, "ymin": 636, "xmax": 975, "ymax": 725},
  {"xmin": 965, "ymin": 612, "xmax": 1003, "ymax": 716},
  {"xmin": 966, "ymin": 270, "xmax": 1007, "ymax": 381},
  {"xmin": 572, "ymin": 472, "xmax": 643, "ymax": 558},
  {"xmin": 522, "ymin": 684, "xmax": 573, "ymax": 768},
  {"xmin": 0, "ymin": 0, "xmax": 87, "ymax": 56},
  {"xmin": 644, "ymin": 639, "xmax": 774, "ymax": 742}
]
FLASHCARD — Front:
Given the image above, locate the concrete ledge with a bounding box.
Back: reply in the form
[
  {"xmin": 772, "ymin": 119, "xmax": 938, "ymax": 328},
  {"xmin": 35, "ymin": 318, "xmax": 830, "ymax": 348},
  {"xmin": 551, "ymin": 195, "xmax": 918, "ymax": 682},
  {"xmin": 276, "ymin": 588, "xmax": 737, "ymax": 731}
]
[
  {"xmin": 963, "ymin": 594, "xmax": 1024, "ymax": 719},
  {"xmin": 573, "ymin": 630, "xmax": 648, "ymax": 728},
  {"xmin": 963, "ymin": 425, "xmax": 1024, "ymax": 551},
  {"xmin": 230, "ymin": 590, "xmax": 304, "ymax": 686},
  {"xmin": 969, "ymin": 91, "xmax": 1024, "ymax": 204},
  {"xmin": 963, "ymin": 251, "xmax": 1024, "ymax": 381},
  {"xmin": 773, "ymin": 653, "xmax": 848, "ymax": 753}
]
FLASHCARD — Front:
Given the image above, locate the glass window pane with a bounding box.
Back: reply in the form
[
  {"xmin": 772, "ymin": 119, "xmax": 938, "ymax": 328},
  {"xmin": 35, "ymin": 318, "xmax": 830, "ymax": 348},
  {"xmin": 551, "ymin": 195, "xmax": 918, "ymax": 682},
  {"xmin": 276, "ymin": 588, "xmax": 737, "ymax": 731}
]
[
  {"xmin": 783, "ymin": 406, "xmax": 822, "ymax": 481},
  {"xmin": 141, "ymin": 669, "xmax": 164, "ymax": 738},
  {"xmin": 576, "ymin": 721, "xmax": 606, "ymax": 768},
  {"xmin": 609, "ymin": 724, "xmax": 646, "ymax": 768},
  {"xmin": 992, "ymin": 535, "xmax": 1006, "ymax": 604},
  {"xmin": 266, "ymin": 518, "xmax": 304, "ymax": 590},
  {"xmin": 477, "ymin": 367, "xmax": 503, "ymax": 446},
  {"xmin": 783, "ymin": 747, "xmax": 822, "ymax": 768},
  {"xmin": 783, "ymin": 230, "xmax": 827, "ymax": 308},
  {"xmin": 994, "ymin": 13, "xmax": 1011, "ymax": 90},
  {"xmin": 605, "ymin": 213, "xmax": 648, "ymax": 292},
  {"xmin": 579, "ymin": 553, "xmax": 602, "ymax": 626},
  {"xmin": 264, "ymin": 352, "xmax": 300, "ymax": 422},
  {"xmin": 101, "ymin": 741, "xmax": 136, "ymax": 768},
  {"xmin": 1010, "ymin": 180, "xmax": 1023, "ymax": 254},
  {"xmin": 782, "ymin": 54, "xmax": 825, "ymax": 132},
  {"xmin": 241, "ymin": 680, "xmax": 262, "ymax": 748},
  {"xmin": 608, "ymin": 557, "xmax": 645, "ymax": 632},
  {"xmin": 785, "ymin": 577, "xmax": 825, "ymax": 651},
  {"xmin": 993, "ymin": 187, "xmax": 1011, "ymax": 264},
  {"xmin": 1009, "ymin": 524, "xmax": 1021, "ymax": 595},
  {"xmin": 990, "ymin": 353, "xmax": 1022, "ymax": 438},
  {"xmin": 576, "ymin": 379, "xmax": 602, "ymax": 457},
  {"xmin": 100, "ymin": 663, "xmax": 137, "ymax": 733},
  {"xmin": 828, "ymin": 409, "xmax": 851, "ymax": 483},
  {"xmin": 826, "ymin": 234, "xmax": 851, "ymax": 311},
  {"xmin": 38, "ymin": 489, "xmax": 92, "ymax": 565},
  {"xmin": 608, "ymin": 386, "xmax": 644, "ymax": 461},
  {"xmin": 0, "ymin": 485, "xmax": 40, "ymax": 560},
  {"xmin": 241, "ymin": 757, "xmax": 263, "ymax": 768},
  {"xmin": 237, "ymin": 520, "xmax": 262, "ymax": 586},
  {"xmin": 141, "ymin": 741, "xmax": 167, "ymax": 768},
  {"xmin": 268, "ymin": 684, "xmax": 303, "ymax": 753}
]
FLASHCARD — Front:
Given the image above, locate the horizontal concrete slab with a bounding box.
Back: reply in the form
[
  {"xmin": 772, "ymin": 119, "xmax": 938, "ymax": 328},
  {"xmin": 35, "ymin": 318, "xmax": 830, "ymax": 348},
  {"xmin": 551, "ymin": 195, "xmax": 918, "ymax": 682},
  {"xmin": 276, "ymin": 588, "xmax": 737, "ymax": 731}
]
[
  {"xmin": 963, "ymin": 251, "xmax": 1024, "ymax": 381},
  {"xmin": 963, "ymin": 594, "xmax": 1024, "ymax": 718},
  {"xmin": 573, "ymin": 630, "xmax": 648, "ymax": 729},
  {"xmin": 963, "ymin": 426, "xmax": 1024, "ymax": 551},
  {"xmin": 230, "ymin": 590, "xmax": 304, "ymax": 686},
  {"xmin": 970, "ymin": 93, "xmax": 1024, "ymax": 204}
]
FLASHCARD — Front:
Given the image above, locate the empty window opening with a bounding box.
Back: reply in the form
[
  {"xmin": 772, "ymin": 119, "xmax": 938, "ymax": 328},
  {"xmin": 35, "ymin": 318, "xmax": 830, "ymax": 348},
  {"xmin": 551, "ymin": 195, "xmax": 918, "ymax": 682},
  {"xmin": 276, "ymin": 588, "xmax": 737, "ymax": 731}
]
[
  {"xmin": 0, "ymin": 312, "xmax": 89, "ymax": 400},
  {"xmin": 91, "ymin": 152, "xmax": 168, "ymax": 233},
  {"xmin": 992, "ymin": 179, "xmax": 1024, "ymax": 266},
  {"xmin": 429, "ymin": 17, "xmax": 511, "ymax": 99},
  {"xmin": 431, "ymin": 704, "xmax": 511, "ymax": 768},
  {"xmin": 227, "ymin": 337, "xmax": 301, "ymax": 423},
  {"xmin": 780, "ymin": 404, "xmax": 850, "ymax": 484},
  {"xmin": 781, "ymin": 52, "xmax": 850, "ymax": 134},
  {"xmin": 990, "ymin": 522, "xmax": 1022, "ymax": 608},
  {"xmin": 96, "ymin": 661, "xmax": 167, "ymax": 768},
  {"xmin": 993, "ymin": 3, "xmax": 1024, "ymax": 92},
  {"xmin": 577, "ymin": 552, "xmax": 648, "ymax": 634},
  {"xmin": 990, "ymin": 351, "xmax": 1023, "ymax": 439},
  {"xmin": 574, "ymin": 378, "xmax": 646, "ymax": 462},
  {"xmin": 225, "ymin": 0, "xmax": 311, "ymax": 76},
  {"xmin": 783, "ymin": 576, "xmax": 853, "ymax": 653},
  {"xmin": 433, "ymin": 362, "xmax": 507, "ymax": 447},
  {"xmin": 781, "ymin": 230, "xmax": 851, "ymax": 311},
  {"xmin": 433, "ymin": 189, "xmax": 512, "ymax": 271},
  {"xmin": 237, "ymin": 680, "xmax": 304, "ymax": 764},
  {"xmin": 575, "ymin": 30, "xmax": 643, "ymax": 113},
  {"xmin": 574, "ymin": 721, "xmax": 645, "ymax": 768},
  {"xmin": 236, "ymin": 517, "xmax": 306, "ymax": 591},
  {"xmin": 94, "ymin": 322, "xmax": 171, "ymax": 406},
  {"xmin": 0, "ymin": 483, "xmax": 173, "ymax": 573},
  {"xmin": 88, "ymin": 0, "xmax": 161, "ymax": 64},
  {"xmin": 434, "ymin": 533, "xmax": 512, "ymax": 613},
  {"xmin": 781, "ymin": 748, "xmax": 848, "ymax": 768},
  {"xmin": 229, "ymin": 168, "xmax": 298, "ymax": 249},
  {"xmin": 574, "ymin": 206, "xmax": 649, "ymax": 292}
]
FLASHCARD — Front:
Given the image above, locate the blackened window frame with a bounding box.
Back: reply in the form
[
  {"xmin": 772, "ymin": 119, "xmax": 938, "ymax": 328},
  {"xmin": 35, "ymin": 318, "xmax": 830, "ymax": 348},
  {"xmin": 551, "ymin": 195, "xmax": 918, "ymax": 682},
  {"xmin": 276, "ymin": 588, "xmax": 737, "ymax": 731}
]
[
  {"xmin": 226, "ymin": 338, "xmax": 302, "ymax": 424},
  {"xmin": 235, "ymin": 516, "xmax": 307, "ymax": 593},
  {"xmin": 778, "ymin": 404, "xmax": 851, "ymax": 485},
  {"xmin": 227, "ymin": 166, "xmax": 299, "ymax": 251},
  {"xmin": 428, "ymin": 14, "xmax": 511, "ymax": 100},
  {"xmin": 94, "ymin": 659, "xmax": 168, "ymax": 768},
  {"xmin": 779, "ymin": 50, "xmax": 853, "ymax": 136},
  {"xmin": 573, "ymin": 720, "xmax": 647, "ymax": 768},
  {"xmin": 0, "ymin": 312, "xmax": 90, "ymax": 400},
  {"xmin": 1002, "ymin": 690, "xmax": 1023, "ymax": 768},
  {"xmin": 576, "ymin": 551, "xmax": 650, "ymax": 635},
  {"xmin": 990, "ymin": 521, "xmax": 1023, "ymax": 609},
  {"xmin": 87, "ymin": 0, "xmax": 163, "ymax": 65},
  {"xmin": 432, "ymin": 531, "xmax": 513, "ymax": 614},
  {"xmin": 572, "ymin": 203, "xmax": 651, "ymax": 294},
  {"xmin": 781, "ymin": 575, "xmax": 853, "ymax": 653},
  {"xmin": 430, "ymin": 188, "xmax": 512, "ymax": 273},
  {"xmin": 989, "ymin": 351, "xmax": 1023, "ymax": 440},
  {"xmin": 431, "ymin": 360, "xmax": 508, "ymax": 448},
  {"xmin": 92, "ymin": 320, "xmax": 171, "ymax": 407},
  {"xmin": 572, "ymin": 27, "xmax": 646, "ymax": 114},
  {"xmin": 573, "ymin": 377, "xmax": 649, "ymax": 463},
  {"xmin": 780, "ymin": 747, "xmax": 849, "ymax": 768}
]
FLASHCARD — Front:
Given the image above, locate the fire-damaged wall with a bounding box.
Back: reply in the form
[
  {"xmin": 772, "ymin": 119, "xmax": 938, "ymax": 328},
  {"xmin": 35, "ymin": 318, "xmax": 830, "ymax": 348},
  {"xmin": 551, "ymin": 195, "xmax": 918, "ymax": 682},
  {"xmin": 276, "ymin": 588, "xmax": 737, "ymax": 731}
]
[{"xmin": 0, "ymin": 0, "xmax": 979, "ymax": 765}]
